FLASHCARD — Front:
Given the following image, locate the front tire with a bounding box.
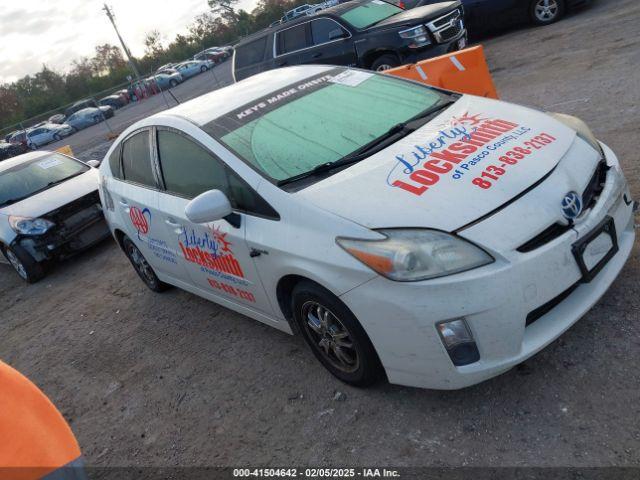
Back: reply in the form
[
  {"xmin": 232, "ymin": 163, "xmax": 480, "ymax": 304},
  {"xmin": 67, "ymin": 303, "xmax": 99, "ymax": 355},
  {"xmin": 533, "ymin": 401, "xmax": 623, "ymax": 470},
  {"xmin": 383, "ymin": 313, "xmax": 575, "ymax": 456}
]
[
  {"xmin": 200, "ymin": 65, "xmax": 208, "ymax": 72},
  {"xmin": 169, "ymin": 79, "xmax": 178, "ymax": 87},
  {"xmin": 371, "ymin": 54, "xmax": 400, "ymax": 72},
  {"xmin": 292, "ymin": 281, "xmax": 382, "ymax": 387},
  {"xmin": 530, "ymin": 0, "xmax": 565, "ymax": 25},
  {"xmin": 122, "ymin": 236, "xmax": 169, "ymax": 293},
  {"xmin": 2, "ymin": 244, "xmax": 45, "ymax": 283},
  {"xmin": 53, "ymin": 133, "xmax": 61, "ymax": 141}
]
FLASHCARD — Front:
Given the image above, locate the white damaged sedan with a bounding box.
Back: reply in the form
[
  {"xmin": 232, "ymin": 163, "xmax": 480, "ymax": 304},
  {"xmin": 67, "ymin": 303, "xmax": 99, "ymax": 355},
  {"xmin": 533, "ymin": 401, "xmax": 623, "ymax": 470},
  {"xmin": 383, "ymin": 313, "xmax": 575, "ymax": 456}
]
[{"xmin": 99, "ymin": 66, "xmax": 636, "ymax": 389}]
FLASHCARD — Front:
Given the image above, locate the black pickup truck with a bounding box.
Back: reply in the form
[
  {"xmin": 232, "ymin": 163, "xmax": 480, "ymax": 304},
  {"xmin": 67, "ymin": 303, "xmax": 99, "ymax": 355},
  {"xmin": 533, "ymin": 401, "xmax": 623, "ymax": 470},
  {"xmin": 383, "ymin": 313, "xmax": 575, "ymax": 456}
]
[{"xmin": 233, "ymin": 0, "xmax": 466, "ymax": 81}]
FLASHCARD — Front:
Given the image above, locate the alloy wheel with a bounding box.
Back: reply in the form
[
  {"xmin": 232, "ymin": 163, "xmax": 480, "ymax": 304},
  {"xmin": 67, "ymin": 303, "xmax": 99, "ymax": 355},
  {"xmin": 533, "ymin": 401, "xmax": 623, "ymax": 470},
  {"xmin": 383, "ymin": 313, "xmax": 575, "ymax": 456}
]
[
  {"xmin": 127, "ymin": 242, "xmax": 156, "ymax": 287},
  {"xmin": 534, "ymin": 0, "xmax": 559, "ymax": 22},
  {"xmin": 375, "ymin": 64, "xmax": 394, "ymax": 72},
  {"xmin": 301, "ymin": 301, "xmax": 359, "ymax": 373},
  {"xmin": 6, "ymin": 249, "xmax": 27, "ymax": 280}
]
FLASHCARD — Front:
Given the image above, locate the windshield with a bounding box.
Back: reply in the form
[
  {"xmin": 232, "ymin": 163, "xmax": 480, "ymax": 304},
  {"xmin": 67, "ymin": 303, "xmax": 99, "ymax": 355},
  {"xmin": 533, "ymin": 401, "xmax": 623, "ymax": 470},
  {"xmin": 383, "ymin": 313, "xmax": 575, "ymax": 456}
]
[
  {"xmin": 204, "ymin": 68, "xmax": 448, "ymax": 183},
  {"xmin": 340, "ymin": 0, "xmax": 402, "ymax": 29},
  {"xmin": 0, "ymin": 154, "xmax": 89, "ymax": 207}
]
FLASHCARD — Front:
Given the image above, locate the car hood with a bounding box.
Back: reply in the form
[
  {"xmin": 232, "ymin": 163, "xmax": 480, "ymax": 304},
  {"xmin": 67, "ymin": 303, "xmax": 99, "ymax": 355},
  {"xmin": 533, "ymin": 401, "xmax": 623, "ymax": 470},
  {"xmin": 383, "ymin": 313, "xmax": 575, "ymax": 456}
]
[
  {"xmin": 0, "ymin": 169, "xmax": 99, "ymax": 218},
  {"xmin": 296, "ymin": 95, "xmax": 577, "ymax": 232},
  {"xmin": 369, "ymin": 1, "xmax": 461, "ymax": 30}
]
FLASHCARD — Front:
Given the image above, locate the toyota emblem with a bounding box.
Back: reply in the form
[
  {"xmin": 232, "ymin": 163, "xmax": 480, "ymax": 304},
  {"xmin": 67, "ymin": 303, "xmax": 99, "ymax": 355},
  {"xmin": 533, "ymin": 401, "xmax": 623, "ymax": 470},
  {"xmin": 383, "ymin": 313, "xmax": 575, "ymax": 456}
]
[{"xmin": 561, "ymin": 191, "xmax": 583, "ymax": 221}]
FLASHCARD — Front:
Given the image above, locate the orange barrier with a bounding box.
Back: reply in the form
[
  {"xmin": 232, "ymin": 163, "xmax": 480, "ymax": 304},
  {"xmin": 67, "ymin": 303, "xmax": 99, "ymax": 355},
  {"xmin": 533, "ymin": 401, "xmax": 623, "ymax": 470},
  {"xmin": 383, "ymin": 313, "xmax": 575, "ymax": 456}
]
[
  {"xmin": 384, "ymin": 45, "xmax": 499, "ymax": 99},
  {"xmin": 0, "ymin": 361, "xmax": 82, "ymax": 480},
  {"xmin": 55, "ymin": 145, "xmax": 74, "ymax": 157}
]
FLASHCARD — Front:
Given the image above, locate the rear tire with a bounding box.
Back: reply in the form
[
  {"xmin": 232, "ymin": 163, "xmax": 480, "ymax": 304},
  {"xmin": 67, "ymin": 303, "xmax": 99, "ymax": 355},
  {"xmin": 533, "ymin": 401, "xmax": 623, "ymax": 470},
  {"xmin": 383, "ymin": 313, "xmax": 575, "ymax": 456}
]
[
  {"xmin": 371, "ymin": 54, "xmax": 400, "ymax": 72},
  {"xmin": 530, "ymin": 0, "xmax": 565, "ymax": 25},
  {"xmin": 122, "ymin": 236, "xmax": 169, "ymax": 293},
  {"xmin": 1, "ymin": 244, "xmax": 45, "ymax": 283},
  {"xmin": 53, "ymin": 133, "xmax": 61, "ymax": 141},
  {"xmin": 292, "ymin": 281, "xmax": 382, "ymax": 387}
]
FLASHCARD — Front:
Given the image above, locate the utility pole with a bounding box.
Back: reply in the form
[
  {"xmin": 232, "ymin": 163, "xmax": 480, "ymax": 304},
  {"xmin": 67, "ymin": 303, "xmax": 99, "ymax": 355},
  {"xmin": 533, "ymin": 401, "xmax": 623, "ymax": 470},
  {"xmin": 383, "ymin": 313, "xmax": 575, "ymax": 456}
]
[{"xmin": 102, "ymin": 4, "xmax": 141, "ymax": 80}]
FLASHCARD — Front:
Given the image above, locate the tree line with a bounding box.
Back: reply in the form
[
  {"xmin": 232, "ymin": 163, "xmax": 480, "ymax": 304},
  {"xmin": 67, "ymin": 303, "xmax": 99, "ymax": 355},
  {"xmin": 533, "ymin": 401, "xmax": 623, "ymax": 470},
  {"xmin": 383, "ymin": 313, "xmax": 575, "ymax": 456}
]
[{"xmin": 0, "ymin": 0, "xmax": 305, "ymax": 131}]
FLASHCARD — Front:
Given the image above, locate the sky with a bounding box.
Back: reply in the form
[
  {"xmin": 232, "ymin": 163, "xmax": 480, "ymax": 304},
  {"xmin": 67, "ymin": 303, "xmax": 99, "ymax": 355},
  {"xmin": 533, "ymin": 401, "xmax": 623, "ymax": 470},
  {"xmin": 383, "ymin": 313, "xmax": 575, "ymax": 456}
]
[{"xmin": 0, "ymin": 0, "xmax": 257, "ymax": 84}]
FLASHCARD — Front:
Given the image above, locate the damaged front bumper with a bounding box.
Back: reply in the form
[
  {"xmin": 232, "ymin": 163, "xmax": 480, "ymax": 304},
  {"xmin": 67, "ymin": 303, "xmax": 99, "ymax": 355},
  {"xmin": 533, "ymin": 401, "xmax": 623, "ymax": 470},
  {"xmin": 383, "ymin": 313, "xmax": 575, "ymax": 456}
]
[{"xmin": 12, "ymin": 193, "xmax": 111, "ymax": 263}]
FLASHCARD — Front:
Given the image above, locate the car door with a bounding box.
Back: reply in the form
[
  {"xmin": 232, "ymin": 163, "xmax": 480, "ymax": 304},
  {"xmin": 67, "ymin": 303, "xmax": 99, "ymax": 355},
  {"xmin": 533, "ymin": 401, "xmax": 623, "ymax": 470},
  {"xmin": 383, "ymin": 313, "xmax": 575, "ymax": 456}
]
[
  {"xmin": 300, "ymin": 18, "xmax": 356, "ymax": 66},
  {"xmin": 153, "ymin": 127, "xmax": 276, "ymax": 315},
  {"xmin": 28, "ymin": 128, "xmax": 46, "ymax": 147},
  {"xmin": 273, "ymin": 22, "xmax": 310, "ymax": 68},
  {"xmin": 107, "ymin": 128, "xmax": 189, "ymax": 283}
]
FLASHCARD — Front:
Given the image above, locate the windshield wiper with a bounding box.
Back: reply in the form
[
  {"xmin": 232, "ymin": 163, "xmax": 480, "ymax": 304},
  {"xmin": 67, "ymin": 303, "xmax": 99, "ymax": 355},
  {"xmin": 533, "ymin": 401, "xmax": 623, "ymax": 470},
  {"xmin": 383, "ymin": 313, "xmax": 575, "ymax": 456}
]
[{"xmin": 277, "ymin": 99, "xmax": 455, "ymax": 187}]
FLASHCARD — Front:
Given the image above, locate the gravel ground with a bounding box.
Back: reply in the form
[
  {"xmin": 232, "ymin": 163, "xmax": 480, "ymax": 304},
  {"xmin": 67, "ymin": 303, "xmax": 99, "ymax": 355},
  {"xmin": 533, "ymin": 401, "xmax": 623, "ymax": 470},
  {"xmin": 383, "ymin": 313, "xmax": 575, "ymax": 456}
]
[{"xmin": 1, "ymin": 0, "xmax": 639, "ymax": 469}]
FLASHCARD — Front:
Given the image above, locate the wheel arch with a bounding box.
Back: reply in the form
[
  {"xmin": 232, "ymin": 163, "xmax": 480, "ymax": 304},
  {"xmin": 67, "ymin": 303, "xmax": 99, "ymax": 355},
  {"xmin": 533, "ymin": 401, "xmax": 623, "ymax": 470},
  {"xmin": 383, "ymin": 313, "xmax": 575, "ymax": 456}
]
[{"xmin": 363, "ymin": 49, "xmax": 401, "ymax": 69}]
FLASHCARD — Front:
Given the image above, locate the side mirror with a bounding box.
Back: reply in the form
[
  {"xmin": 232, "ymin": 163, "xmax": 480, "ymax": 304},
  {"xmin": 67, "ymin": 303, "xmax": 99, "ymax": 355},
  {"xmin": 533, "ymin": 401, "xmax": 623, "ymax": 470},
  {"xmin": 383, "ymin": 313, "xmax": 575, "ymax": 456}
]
[
  {"xmin": 184, "ymin": 189, "xmax": 233, "ymax": 224},
  {"xmin": 86, "ymin": 160, "xmax": 100, "ymax": 168},
  {"xmin": 328, "ymin": 29, "xmax": 346, "ymax": 40}
]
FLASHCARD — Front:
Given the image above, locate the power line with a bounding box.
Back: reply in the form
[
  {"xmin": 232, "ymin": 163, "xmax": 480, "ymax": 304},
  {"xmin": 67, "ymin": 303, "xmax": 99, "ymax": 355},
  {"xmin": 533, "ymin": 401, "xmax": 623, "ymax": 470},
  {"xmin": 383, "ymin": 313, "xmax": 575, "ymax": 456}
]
[{"xmin": 102, "ymin": 4, "xmax": 141, "ymax": 81}]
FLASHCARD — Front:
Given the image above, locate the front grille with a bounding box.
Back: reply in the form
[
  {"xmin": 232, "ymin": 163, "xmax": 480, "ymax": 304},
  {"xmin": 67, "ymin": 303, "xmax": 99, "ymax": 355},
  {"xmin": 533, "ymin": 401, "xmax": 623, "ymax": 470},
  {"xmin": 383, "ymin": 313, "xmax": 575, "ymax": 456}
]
[
  {"xmin": 43, "ymin": 190, "xmax": 102, "ymax": 231},
  {"xmin": 581, "ymin": 160, "xmax": 608, "ymax": 210},
  {"xmin": 517, "ymin": 223, "xmax": 572, "ymax": 253},
  {"xmin": 516, "ymin": 160, "xmax": 609, "ymax": 253},
  {"xmin": 428, "ymin": 9, "xmax": 464, "ymax": 44},
  {"xmin": 526, "ymin": 282, "xmax": 580, "ymax": 327}
]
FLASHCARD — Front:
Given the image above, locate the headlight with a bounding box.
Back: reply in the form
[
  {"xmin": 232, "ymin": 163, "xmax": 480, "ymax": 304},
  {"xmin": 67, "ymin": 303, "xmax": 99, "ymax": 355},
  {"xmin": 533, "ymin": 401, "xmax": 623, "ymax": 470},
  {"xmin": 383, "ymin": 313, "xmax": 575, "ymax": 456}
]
[
  {"xmin": 9, "ymin": 216, "xmax": 55, "ymax": 235},
  {"xmin": 399, "ymin": 25, "xmax": 431, "ymax": 47},
  {"xmin": 549, "ymin": 113, "xmax": 604, "ymax": 157},
  {"xmin": 399, "ymin": 25, "xmax": 427, "ymax": 38},
  {"xmin": 336, "ymin": 229, "xmax": 493, "ymax": 281}
]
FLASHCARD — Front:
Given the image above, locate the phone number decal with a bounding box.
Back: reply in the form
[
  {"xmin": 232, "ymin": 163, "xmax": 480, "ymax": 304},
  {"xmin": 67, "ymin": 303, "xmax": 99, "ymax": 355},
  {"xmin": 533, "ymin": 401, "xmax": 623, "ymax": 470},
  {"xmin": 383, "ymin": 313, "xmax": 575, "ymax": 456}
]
[{"xmin": 471, "ymin": 132, "xmax": 557, "ymax": 190}]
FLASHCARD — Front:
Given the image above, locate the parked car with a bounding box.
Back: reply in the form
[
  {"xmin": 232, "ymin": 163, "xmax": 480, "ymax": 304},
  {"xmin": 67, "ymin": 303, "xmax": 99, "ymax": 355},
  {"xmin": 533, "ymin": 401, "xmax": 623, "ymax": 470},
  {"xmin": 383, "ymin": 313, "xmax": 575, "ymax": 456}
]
[
  {"xmin": 25, "ymin": 124, "xmax": 75, "ymax": 149},
  {"xmin": 64, "ymin": 99, "xmax": 98, "ymax": 118},
  {"xmin": 0, "ymin": 142, "xmax": 28, "ymax": 161},
  {"xmin": 0, "ymin": 151, "xmax": 109, "ymax": 283},
  {"xmin": 48, "ymin": 114, "xmax": 66, "ymax": 124},
  {"xmin": 233, "ymin": 0, "xmax": 466, "ymax": 81},
  {"xmin": 7, "ymin": 130, "xmax": 29, "ymax": 149},
  {"xmin": 156, "ymin": 63, "xmax": 176, "ymax": 73},
  {"xmin": 150, "ymin": 71, "xmax": 183, "ymax": 90},
  {"xmin": 65, "ymin": 107, "xmax": 107, "ymax": 130},
  {"xmin": 194, "ymin": 48, "xmax": 227, "ymax": 64},
  {"xmin": 99, "ymin": 65, "xmax": 636, "ymax": 389},
  {"xmin": 405, "ymin": 0, "xmax": 591, "ymax": 30},
  {"xmin": 99, "ymin": 95, "xmax": 125, "ymax": 109},
  {"xmin": 174, "ymin": 60, "xmax": 211, "ymax": 79},
  {"xmin": 99, "ymin": 105, "xmax": 115, "ymax": 119},
  {"xmin": 281, "ymin": 4, "xmax": 315, "ymax": 22},
  {"xmin": 115, "ymin": 89, "xmax": 131, "ymax": 104}
]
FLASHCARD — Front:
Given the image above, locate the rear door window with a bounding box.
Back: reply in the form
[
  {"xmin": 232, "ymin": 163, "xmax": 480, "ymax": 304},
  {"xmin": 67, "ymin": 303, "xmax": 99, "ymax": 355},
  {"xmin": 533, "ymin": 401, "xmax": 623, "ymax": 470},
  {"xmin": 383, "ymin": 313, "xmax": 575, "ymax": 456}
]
[
  {"xmin": 235, "ymin": 36, "xmax": 269, "ymax": 68},
  {"xmin": 277, "ymin": 24, "xmax": 310, "ymax": 55},
  {"xmin": 121, "ymin": 131, "xmax": 156, "ymax": 188}
]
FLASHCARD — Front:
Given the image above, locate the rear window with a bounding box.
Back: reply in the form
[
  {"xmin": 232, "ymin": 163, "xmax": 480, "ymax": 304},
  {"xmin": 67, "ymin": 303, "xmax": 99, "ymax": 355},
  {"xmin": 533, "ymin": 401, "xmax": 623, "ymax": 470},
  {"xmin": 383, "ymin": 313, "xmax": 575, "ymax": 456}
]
[
  {"xmin": 0, "ymin": 154, "xmax": 89, "ymax": 207},
  {"xmin": 235, "ymin": 36, "xmax": 269, "ymax": 68},
  {"xmin": 340, "ymin": 0, "xmax": 401, "ymax": 29},
  {"xmin": 277, "ymin": 24, "xmax": 309, "ymax": 55}
]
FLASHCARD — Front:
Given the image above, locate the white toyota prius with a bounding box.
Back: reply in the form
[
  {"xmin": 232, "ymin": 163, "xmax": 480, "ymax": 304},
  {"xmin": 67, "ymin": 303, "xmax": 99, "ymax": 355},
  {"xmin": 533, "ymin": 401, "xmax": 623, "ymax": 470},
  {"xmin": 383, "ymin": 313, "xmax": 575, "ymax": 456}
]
[{"xmin": 99, "ymin": 66, "xmax": 636, "ymax": 389}]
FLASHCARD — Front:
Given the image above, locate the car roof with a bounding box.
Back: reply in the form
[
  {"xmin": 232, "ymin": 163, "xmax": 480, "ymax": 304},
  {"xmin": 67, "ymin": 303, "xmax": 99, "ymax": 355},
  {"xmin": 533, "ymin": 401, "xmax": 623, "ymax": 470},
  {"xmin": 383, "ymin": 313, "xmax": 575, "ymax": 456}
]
[
  {"xmin": 152, "ymin": 65, "xmax": 335, "ymax": 127},
  {"xmin": 237, "ymin": 0, "xmax": 363, "ymax": 45},
  {"xmin": 0, "ymin": 150, "xmax": 55, "ymax": 173}
]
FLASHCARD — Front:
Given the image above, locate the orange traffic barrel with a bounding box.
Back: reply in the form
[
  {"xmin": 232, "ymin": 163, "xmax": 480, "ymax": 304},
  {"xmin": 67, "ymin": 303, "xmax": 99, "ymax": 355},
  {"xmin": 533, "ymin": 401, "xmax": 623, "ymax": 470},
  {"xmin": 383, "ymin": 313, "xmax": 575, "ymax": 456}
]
[{"xmin": 0, "ymin": 361, "xmax": 84, "ymax": 480}]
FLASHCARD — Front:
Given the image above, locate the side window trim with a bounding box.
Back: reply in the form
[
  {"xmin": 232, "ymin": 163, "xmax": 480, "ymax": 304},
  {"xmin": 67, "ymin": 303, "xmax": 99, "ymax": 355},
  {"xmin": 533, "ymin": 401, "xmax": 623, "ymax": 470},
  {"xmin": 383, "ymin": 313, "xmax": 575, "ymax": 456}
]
[
  {"xmin": 118, "ymin": 128, "xmax": 160, "ymax": 190},
  {"xmin": 273, "ymin": 18, "xmax": 351, "ymax": 58},
  {"xmin": 155, "ymin": 126, "xmax": 279, "ymax": 220}
]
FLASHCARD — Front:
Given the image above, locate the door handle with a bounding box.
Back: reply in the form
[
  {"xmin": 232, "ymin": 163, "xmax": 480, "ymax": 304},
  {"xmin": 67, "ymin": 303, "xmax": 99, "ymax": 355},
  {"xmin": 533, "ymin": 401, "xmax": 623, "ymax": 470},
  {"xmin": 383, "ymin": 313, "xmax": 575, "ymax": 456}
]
[
  {"xmin": 118, "ymin": 199, "xmax": 128, "ymax": 206},
  {"xmin": 312, "ymin": 52, "xmax": 322, "ymax": 59},
  {"xmin": 277, "ymin": 61, "xmax": 288, "ymax": 67},
  {"xmin": 165, "ymin": 218, "xmax": 181, "ymax": 227}
]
